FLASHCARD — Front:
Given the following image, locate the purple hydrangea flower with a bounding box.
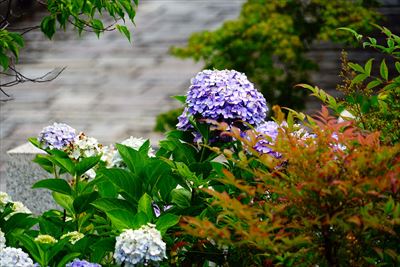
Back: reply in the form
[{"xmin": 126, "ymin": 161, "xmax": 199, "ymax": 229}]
[
  {"xmin": 253, "ymin": 121, "xmax": 281, "ymax": 157},
  {"xmin": 38, "ymin": 123, "xmax": 76, "ymax": 150},
  {"xmin": 66, "ymin": 259, "xmax": 101, "ymax": 267},
  {"xmin": 177, "ymin": 70, "xmax": 268, "ymax": 130}
]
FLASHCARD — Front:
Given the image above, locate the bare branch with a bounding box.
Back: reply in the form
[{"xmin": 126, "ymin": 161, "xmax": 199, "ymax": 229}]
[{"xmin": 0, "ymin": 65, "xmax": 66, "ymax": 101}]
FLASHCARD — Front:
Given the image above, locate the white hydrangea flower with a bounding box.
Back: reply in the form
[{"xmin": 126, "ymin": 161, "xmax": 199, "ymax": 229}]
[
  {"xmin": 0, "ymin": 230, "xmax": 5, "ymax": 251},
  {"xmin": 100, "ymin": 145, "xmax": 117, "ymax": 168},
  {"xmin": 114, "ymin": 224, "xmax": 167, "ymax": 266},
  {"xmin": 61, "ymin": 231, "xmax": 84, "ymax": 245},
  {"xmin": 111, "ymin": 137, "xmax": 155, "ymax": 167},
  {"xmin": 0, "ymin": 193, "xmax": 11, "ymax": 213},
  {"xmin": 69, "ymin": 132, "xmax": 103, "ymax": 160},
  {"xmin": 34, "ymin": 234, "xmax": 57, "ymax": 244},
  {"xmin": 0, "ymin": 247, "xmax": 34, "ymax": 266},
  {"xmin": 12, "ymin": 202, "xmax": 31, "ymax": 215},
  {"xmin": 3, "ymin": 201, "xmax": 32, "ymax": 221},
  {"xmin": 338, "ymin": 109, "xmax": 355, "ymax": 123}
]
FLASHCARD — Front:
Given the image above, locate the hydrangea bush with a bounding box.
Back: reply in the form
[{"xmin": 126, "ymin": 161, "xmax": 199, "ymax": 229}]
[{"xmin": 2, "ymin": 26, "xmax": 399, "ymax": 265}]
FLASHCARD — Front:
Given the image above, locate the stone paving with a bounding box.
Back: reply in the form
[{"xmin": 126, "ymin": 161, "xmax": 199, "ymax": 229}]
[{"xmin": 0, "ymin": 0, "xmax": 245, "ymax": 190}]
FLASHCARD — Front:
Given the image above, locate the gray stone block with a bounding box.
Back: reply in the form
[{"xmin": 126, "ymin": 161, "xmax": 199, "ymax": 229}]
[{"xmin": 6, "ymin": 143, "xmax": 59, "ymax": 214}]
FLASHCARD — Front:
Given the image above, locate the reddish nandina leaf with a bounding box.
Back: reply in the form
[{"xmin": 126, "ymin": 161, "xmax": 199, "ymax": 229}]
[{"xmin": 347, "ymin": 215, "xmax": 363, "ymax": 227}]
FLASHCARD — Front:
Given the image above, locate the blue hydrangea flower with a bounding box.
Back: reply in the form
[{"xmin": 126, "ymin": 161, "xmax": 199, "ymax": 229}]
[
  {"xmin": 0, "ymin": 247, "xmax": 34, "ymax": 266},
  {"xmin": 66, "ymin": 259, "xmax": 101, "ymax": 267},
  {"xmin": 177, "ymin": 70, "xmax": 268, "ymax": 130},
  {"xmin": 38, "ymin": 123, "xmax": 76, "ymax": 150},
  {"xmin": 114, "ymin": 224, "xmax": 166, "ymax": 266},
  {"xmin": 253, "ymin": 121, "xmax": 280, "ymax": 157}
]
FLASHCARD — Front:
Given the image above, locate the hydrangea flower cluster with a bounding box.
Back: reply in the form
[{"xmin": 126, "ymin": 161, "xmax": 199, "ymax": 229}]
[
  {"xmin": 0, "ymin": 192, "xmax": 31, "ymax": 220},
  {"xmin": 0, "ymin": 230, "xmax": 5, "ymax": 251},
  {"xmin": 61, "ymin": 231, "xmax": 84, "ymax": 245},
  {"xmin": 38, "ymin": 123, "xmax": 76, "ymax": 150},
  {"xmin": 114, "ymin": 224, "xmax": 167, "ymax": 266},
  {"xmin": 253, "ymin": 121, "xmax": 280, "ymax": 157},
  {"xmin": 253, "ymin": 122, "xmax": 317, "ymax": 157},
  {"xmin": 111, "ymin": 137, "xmax": 155, "ymax": 168},
  {"xmin": 0, "ymin": 247, "xmax": 34, "ymax": 266},
  {"xmin": 66, "ymin": 259, "xmax": 101, "ymax": 267},
  {"xmin": 0, "ymin": 193, "xmax": 11, "ymax": 213},
  {"xmin": 68, "ymin": 133, "xmax": 103, "ymax": 160},
  {"xmin": 177, "ymin": 69, "xmax": 268, "ymax": 130},
  {"xmin": 34, "ymin": 234, "xmax": 57, "ymax": 244}
]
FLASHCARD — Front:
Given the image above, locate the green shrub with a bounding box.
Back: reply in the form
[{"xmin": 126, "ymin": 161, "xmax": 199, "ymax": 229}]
[
  {"xmin": 302, "ymin": 25, "xmax": 400, "ymax": 144},
  {"xmin": 182, "ymin": 106, "xmax": 400, "ymax": 266},
  {"xmin": 171, "ymin": 0, "xmax": 380, "ymax": 110}
]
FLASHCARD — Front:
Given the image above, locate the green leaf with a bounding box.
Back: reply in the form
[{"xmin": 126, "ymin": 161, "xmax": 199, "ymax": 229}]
[
  {"xmin": 91, "ymin": 19, "xmax": 104, "ymax": 38},
  {"xmin": 380, "ymin": 59, "xmax": 389, "ymax": 81},
  {"xmin": 348, "ymin": 62, "xmax": 364, "ymax": 73},
  {"xmin": 116, "ymin": 143, "xmax": 147, "ymax": 175},
  {"xmin": 32, "ymin": 154, "xmax": 55, "ymax": 174},
  {"xmin": 172, "ymin": 95, "xmax": 187, "ymax": 104},
  {"xmin": 366, "ymin": 80, "xmax": 381, "ymax": 90},
  {"xmin": 138, "ymin": 193, "xmax": 154, "ymax": 220},
  {"xmin": 116, "ymin": 25, "xmax": 131, "ymax": 42},
  {"xmin": 52, "ymin": 192, "xmax": 74, "ymax": 214},
  {"xmin": 364, "ymin": 58, "xmax": 373, "ymax": 76},
  {"xmin": 50, "ymin": 152, "xmax": 75, "ymax": 175},
  {"xmin": 105, "ymin": 209, "xmax": 140, "ymax": 230},
  {"xmin": 91, "ymin": 198, "xmax": 134, "ymax": 212},
  {"xmin": 156, "ymin": 214, "xmax": 181, "ymax": 235},
  {"xmin": 16, "ymin": 234, "xmax": 41, "ymax": 264},
  {"xmin": 171, "ymin": 188, "xmax": 191, "ymax": 209},
  {"xmin": 28, "ymin": 137, "xmax": 41, "ymax": 148},
  {"xmin": 90, "ymin": 237, "xmax": 116, "ymax": 263},
  {"xmin": 73, "ymin": 191, "xmax": 99, "ymax": 214},
  {"xmin": 3, "ymin": 213, "xmax": 37, "ymax": 233},
  {"xmin": 57, "ymin": 253, "xmax": 82, "ymax": 267},
  {"xmin": 40, "ymin": 16, "xmax": 56, "ymax": 39},
  {"xmin": 395, "ymin": 62, "xmax": 400, "ymax": 74},
  {"xmin": 75, "ymin": 155, "xmax": 101, "ymax": 177},
  {"xmin": 97, "ymin": 168, "xmax": 142, "ymax": 202},
  {"xmin": 32, "ymin": 178, "xmax": 72, "ymax": 195},
  {"xmin": 350, "ymin": 74, "xmax": 368, "ymax": 86},
  {"xmin": 0, "ymin": 53, "xmax": 9, "ymax": 71}
]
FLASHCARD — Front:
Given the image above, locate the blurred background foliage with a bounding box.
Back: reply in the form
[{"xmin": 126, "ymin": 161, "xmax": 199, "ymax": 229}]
[{"xmin": 155, "ymin": 0, "xmax": 381, "ymax": 132}]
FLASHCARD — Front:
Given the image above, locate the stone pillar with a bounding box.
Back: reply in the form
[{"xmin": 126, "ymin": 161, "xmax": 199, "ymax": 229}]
[{"xmin": 6, "ymin": 143, "xmax": 58, "ymax": 214}]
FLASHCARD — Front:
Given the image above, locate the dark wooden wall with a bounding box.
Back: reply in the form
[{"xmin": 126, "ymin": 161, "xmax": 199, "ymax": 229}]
[{"xmin": 305, "ymin": 0, "xmax": 400, "ymax": 112}]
